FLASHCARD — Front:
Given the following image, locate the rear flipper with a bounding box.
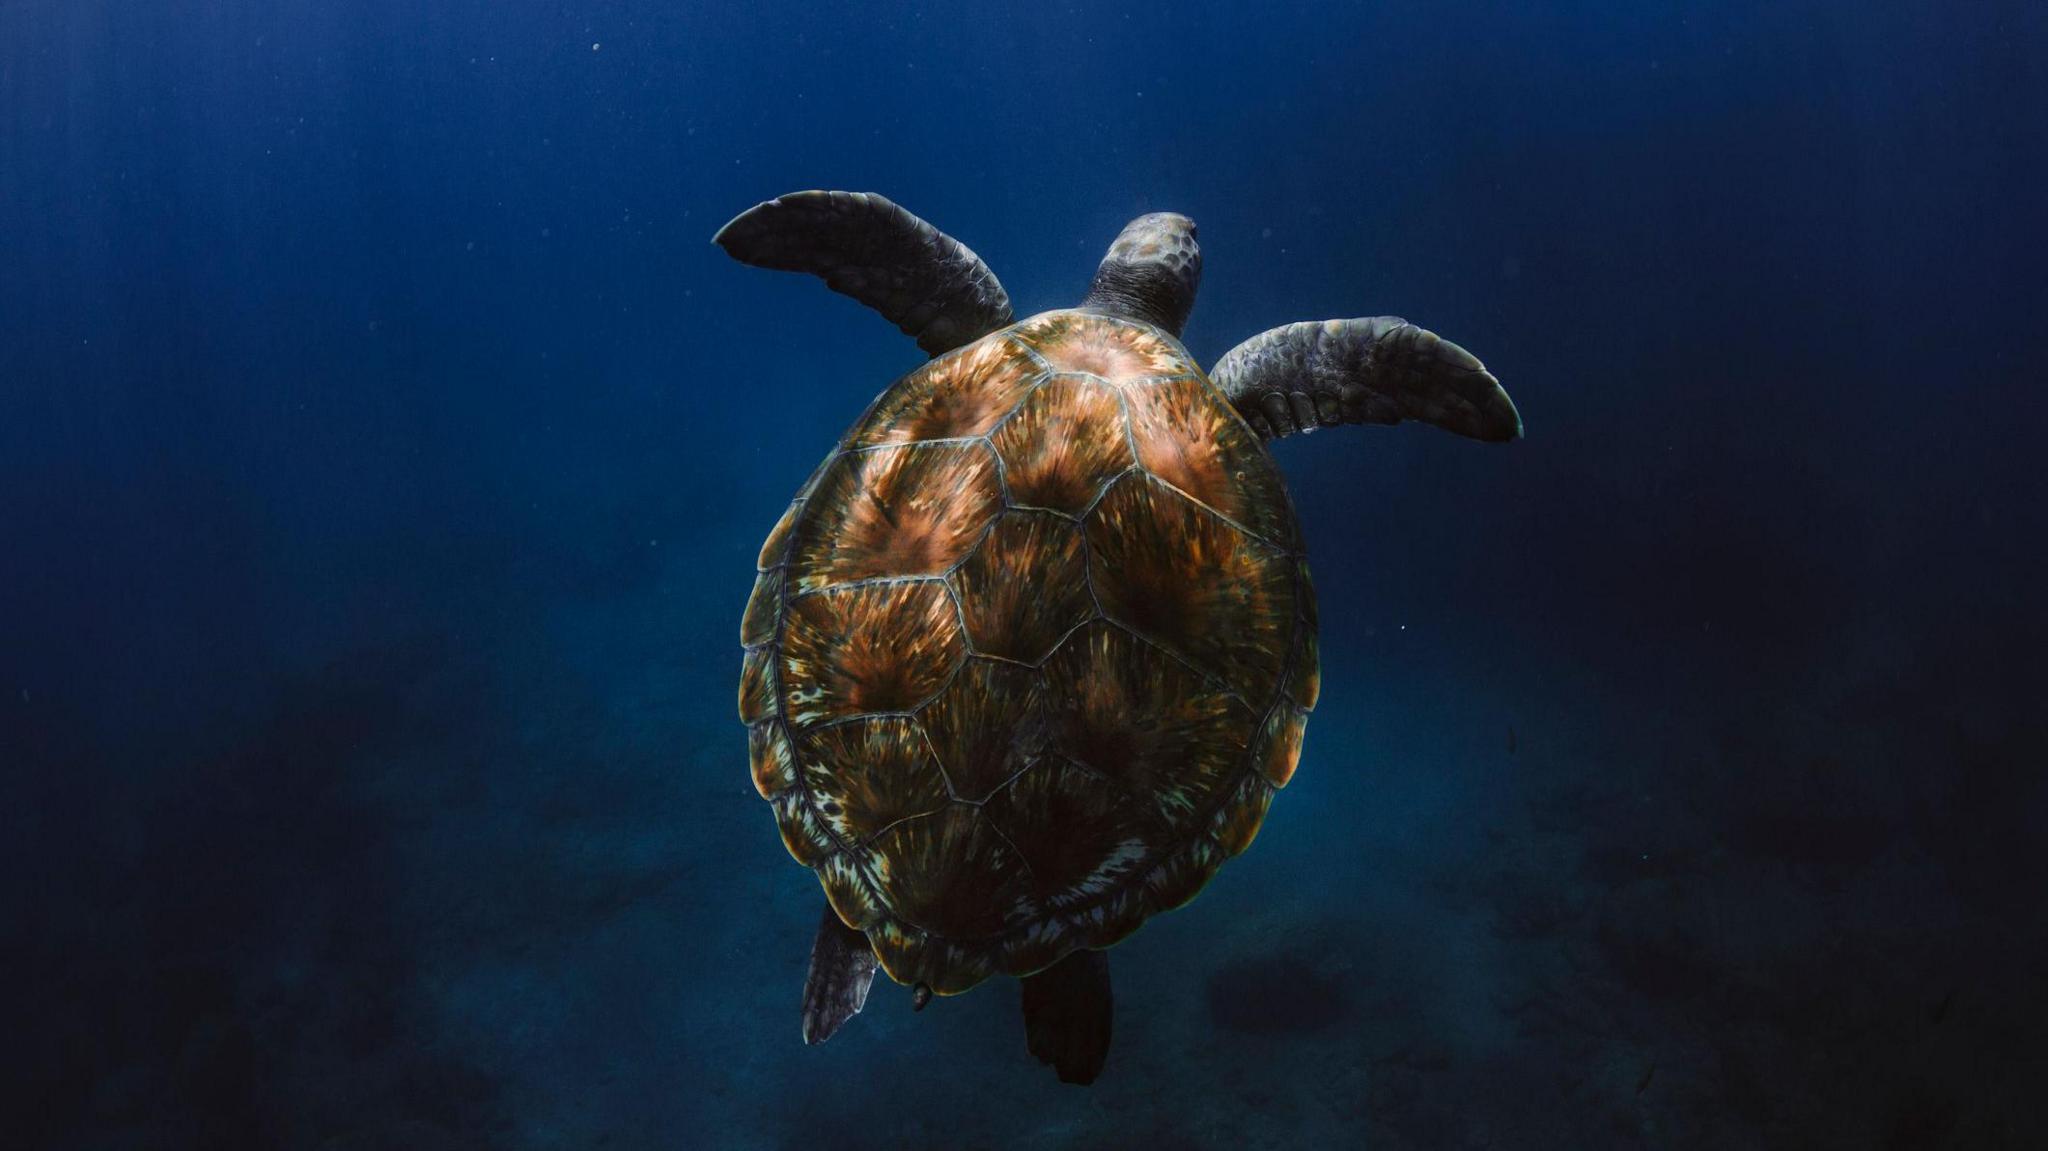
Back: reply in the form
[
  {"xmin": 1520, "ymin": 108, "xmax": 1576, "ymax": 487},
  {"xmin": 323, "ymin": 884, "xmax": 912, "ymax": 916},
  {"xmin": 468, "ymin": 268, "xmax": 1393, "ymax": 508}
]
[
  {"xmin": 1020, "ymin": 948, "xmax": 1113, "ymax": 1086},
  {"xmin": 801, "ymin": 904, "xmax": 879, "ymax": 1045}
]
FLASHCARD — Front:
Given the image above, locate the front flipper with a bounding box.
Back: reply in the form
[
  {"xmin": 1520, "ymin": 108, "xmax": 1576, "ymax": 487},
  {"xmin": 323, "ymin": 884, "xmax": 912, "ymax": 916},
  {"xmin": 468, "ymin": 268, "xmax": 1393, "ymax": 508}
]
[
  {"xmin": 1211, "ymin": 317, "xmax": 1523, "ymax": 443},
  {"xmin": 801, "ymin": 904, "xmax": 879, "ymax": 1045},
  {"xmin": 715, "ymin": 190, "xmax": 1014, "ymax": 357},
  {"xmin": 1020, "ymin": 948, "xmax": 1113, "ymax": 1086}
]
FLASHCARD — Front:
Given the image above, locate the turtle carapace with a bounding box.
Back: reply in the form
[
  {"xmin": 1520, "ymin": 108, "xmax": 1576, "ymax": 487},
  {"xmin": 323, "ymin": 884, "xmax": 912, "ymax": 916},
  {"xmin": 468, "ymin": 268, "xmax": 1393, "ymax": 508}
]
[{"xmin": 720, "ymin": 190, "xmax": 1522, "ymax": 1085}]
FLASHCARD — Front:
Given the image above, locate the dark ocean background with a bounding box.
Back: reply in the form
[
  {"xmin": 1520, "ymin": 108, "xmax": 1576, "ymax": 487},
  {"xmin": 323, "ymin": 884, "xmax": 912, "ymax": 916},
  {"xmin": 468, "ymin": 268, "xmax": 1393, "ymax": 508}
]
[{"xmin": 4, "ymin": 1, "xmax": 2045, "ymax": 1147}]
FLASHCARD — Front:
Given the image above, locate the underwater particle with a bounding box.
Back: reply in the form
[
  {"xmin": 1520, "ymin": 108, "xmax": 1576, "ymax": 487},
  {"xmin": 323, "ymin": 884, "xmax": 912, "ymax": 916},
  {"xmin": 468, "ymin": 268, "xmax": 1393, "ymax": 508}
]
[{"xmin": 592, "ymin": 42, "xmax": 601, "ymax": 51}]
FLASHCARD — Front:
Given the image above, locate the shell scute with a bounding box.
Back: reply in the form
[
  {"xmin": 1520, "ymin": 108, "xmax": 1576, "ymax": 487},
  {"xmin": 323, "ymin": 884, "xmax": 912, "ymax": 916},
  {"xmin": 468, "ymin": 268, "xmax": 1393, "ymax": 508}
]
[
  {"xmin": 866, "ymin": 805, "xmax": 1037, "ymax": 942},
  {"xmin": 790, "ymin": 442, "xmax": 1004, "ymax": 591},
  {"xmin": 1041, "ymin": 621, "xmax": 1250, "ymax": 832},
  {"xmin": 737, "ymin": 646, "xmax": 776, "ymax": 725},
  {"xmin": 1209, "ymin": 773, "xmax": 1275, "ymax": 857},
  {"xmin": 918, "ymin": 659, "xmax": 1047, "ymax": 802},
  {"xmin": 980, "ymin": 758, "xmax": 1162, "ymax": 911},
  {"xmin": 1125, "ymin": 376, "xmax": 1299, "ymax": 549},
  {"xmin": 948, "ymin": 511, "xmax": 1095, "ymax": 663},
  {"xmin": 1085, "ymin": 473, "xmax": 1297, "ymax": 707},
  {"xmin": 990, "ymin": 374, "xmax": 1134, "ymax": 514},
  {"xmin": 869, "ymin": 920, "xmax": 998, "ymax": 996},
  {"xmin": 740, "ymin": 568, "xmax": 783, "ymax": 648},
  {"xmin": 1140, "ymin": 836, "xmax": 1224, "ymax": 912},
  {"xmin": 995, "ymin": 918, "xmax": 1072, "ymax": 978},
  {"xmin": 795, "ymin": 717, "xmax": 951, "ymax": 843},
  {"xmin": 849, "ymin": 336, "xmax": 1044, "ymax": 447},
  {"xmin": 1012, "ymin": 312, "xmax": 1186, "ymax": 382},
  {"xmin": 779, "ymin": 581, "xmax": 965, "ymax": 725},
  {"xmin": 747, "ymin": 721, "xmax": 800, "ymax": 800},
  {"xmin": 1059, "ymin": 885, "xmax": 1150, "ymax": 950},
  {"xmin": 818, "ymin": 852, "xmax": 887, "ymax": 931},
  {"xmin": 771, "ymin": 788, "xmax": 838, "ymax": 866},
  {"xmin": 1254, "ymin": 703, "xmax": 1309, "ymax": 789},
  {"xmin": 757, "ymin": 499, "xmax": 804, "ymax": 571},
  {"xmin": 1290, "ymin": 563, "xmax": 1321, "ymax": 710}
]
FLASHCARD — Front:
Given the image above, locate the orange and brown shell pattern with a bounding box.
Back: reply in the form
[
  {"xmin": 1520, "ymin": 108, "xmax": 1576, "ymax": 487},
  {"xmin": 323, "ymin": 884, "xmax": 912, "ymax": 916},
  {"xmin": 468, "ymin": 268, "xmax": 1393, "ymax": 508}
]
[{"xmin": 738, "ymin": 310, "xmax": 1319, "ymax": 996}]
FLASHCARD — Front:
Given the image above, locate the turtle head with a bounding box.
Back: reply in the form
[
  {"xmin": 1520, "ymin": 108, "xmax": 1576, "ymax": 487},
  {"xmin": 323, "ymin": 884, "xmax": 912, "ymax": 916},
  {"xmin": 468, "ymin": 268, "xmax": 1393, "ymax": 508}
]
[{"xmin": 1080, "ymin": 212, "xmax": 1202, "ymax": 338}]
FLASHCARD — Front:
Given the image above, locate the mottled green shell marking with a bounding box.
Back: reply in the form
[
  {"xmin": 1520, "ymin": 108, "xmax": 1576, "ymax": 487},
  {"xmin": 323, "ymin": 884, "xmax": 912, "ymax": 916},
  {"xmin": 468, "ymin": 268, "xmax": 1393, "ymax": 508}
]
[{"xmin": 740, "ymin": 310, "xmax": 1318, "ymax": 995}]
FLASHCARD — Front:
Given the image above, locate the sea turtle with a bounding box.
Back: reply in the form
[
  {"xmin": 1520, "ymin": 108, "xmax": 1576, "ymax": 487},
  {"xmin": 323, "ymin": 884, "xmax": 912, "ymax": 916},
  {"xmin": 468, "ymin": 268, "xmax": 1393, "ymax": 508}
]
[{"xmin": 720, "ymin": 191, "xmax": 1521, "ymax": 1085}]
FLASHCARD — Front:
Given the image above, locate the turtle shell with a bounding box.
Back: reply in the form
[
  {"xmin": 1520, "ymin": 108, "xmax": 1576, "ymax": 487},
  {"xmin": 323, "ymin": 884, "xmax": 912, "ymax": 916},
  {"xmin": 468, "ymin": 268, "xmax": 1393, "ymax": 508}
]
[{"xmin": 739, "ymin": 310, "xmax": 1319, "ymax": 995}]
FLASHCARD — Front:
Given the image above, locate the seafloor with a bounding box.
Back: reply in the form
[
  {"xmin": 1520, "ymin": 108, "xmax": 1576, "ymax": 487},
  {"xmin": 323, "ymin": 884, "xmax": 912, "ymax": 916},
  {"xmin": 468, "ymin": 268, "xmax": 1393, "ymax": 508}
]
[{"xmin": 12, "ymin": 482, "xmax": 2040, "ymax": 1148}]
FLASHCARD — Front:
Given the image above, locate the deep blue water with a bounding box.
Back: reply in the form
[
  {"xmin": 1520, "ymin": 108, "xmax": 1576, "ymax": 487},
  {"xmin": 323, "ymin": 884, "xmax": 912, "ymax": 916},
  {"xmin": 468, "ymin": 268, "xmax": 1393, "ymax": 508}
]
[{"xmin": 4, "ymin": 1, "xmax": 2045, "ymax": 1147}]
